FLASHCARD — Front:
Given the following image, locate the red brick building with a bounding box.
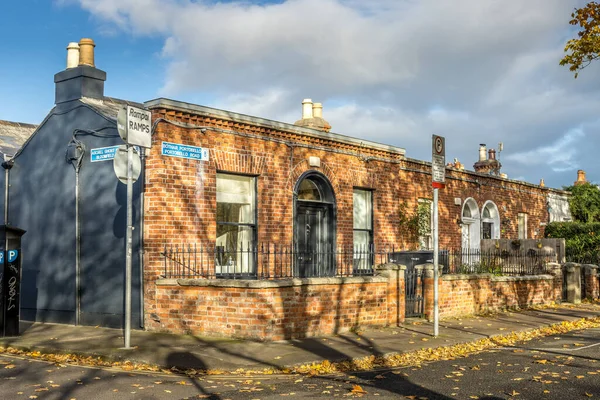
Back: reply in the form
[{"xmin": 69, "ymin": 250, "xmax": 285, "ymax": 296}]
[
  {"xmin": 5, "ymin": 40, "xmax": 574, "ymax": 339},
  {"xmin": 140, "ymin": 97, "xmax": 570, "ymax": 338}
]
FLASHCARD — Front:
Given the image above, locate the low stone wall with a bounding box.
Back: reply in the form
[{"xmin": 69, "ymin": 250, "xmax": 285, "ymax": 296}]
[{"xmin": 151, "ymin": 276, "xmax": 390, "ymax": 340}]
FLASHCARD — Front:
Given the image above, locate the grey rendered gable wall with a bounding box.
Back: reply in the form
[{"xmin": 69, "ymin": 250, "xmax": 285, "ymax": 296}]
[{"xmin": 10, "ymin": 101, "xmax": 141, "ymax": 328}]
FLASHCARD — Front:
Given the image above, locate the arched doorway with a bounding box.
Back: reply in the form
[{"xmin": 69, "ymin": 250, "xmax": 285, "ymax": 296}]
[
  {"xmin": 461, "ymin": 198, "xmax": 480, "ymax": 250},
  {"xmin": 481, "ymin": 201, "xmax": 500, "ymax": 239},
  {"xmin": 294, "ymin": 172, "xmax": 336, "ymax": 277}
]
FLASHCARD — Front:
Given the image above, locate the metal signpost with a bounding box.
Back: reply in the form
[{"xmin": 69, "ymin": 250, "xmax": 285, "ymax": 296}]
[
  {"xmin": 115, "ymin": 105, "xmax": 151, "ymax": 349},
  {"xmin": 431, "ymin": 135, "xmax": 445, "ymax": 337}
]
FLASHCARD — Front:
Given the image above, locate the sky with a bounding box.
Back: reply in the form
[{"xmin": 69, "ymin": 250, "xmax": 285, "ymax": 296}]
[{"xmin": 0, "ymin": 0, "xmax": 598, "ymax": 189}]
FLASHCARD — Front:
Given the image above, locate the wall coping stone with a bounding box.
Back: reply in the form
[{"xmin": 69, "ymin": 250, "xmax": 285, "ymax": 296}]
[
  {"xmin": 375, "ymin": 263, "xmax": 407, "ymax": 271},
  {"xmin": 415, "ymin": 263, "xmax": 444, "ymax": 270},
  {"xmin": 564, "ymin": 262, "xmax": 582, "ymax": 272},
  {"xmin": 442, "ymin": 274, "xmax": 492, "ymax": 281},
  {"xmin": 416, "ymin": 263, "xmax": 444, "ymax": 278},
  {"xmin": 583, "ymin": 264, "xmax": 599, "ymax": 274},
  {"xmin": 491, "ymin": 275, "xmax": 554, "ymax": 282},
  {"xmin": 156, "ymin": 276, "xmax": 388, "ymax": 288}
]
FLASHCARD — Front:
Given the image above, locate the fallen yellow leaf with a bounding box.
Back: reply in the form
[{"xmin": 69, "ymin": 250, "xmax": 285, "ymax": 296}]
[{"xmin": 351, "ymin": 384, "xmax": 367, "ymax": 394}]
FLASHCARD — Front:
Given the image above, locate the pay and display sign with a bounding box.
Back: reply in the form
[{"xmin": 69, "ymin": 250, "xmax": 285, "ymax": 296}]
[{"xmin": 432, "ymin": 135, "xmax": 445, "ymax": 188}]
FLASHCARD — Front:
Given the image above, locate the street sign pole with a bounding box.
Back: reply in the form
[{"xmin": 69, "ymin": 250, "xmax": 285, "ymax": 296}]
[
  {"xmin": 124, "ymin": 144, "xmax": 133, "ymax": 349},
  {"xmin": 116, "ymin": 105, "xmax": 151, "ymax": 350},
  {"xmin": 431, "ymin": 134, "xmax": 445, "ymax": 338},
  {"xmin": 433, "ymin": 187, "xmax": 439, "ymax": 337}
]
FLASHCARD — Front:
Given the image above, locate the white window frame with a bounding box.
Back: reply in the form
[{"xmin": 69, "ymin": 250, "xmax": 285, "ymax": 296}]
[
  {"xmin": 216, "ymin": 173, "xmax": 257, "ymax": 276},
  {"xmin": 481, "ymin": 200, "xmax": 501, "ymax": 240},
  {"xmin": 353, "ymin": 188, "xmax": 373, "ymax": 271},
  {"xmin": 518, "ymin": 213, "xmax": 528, "ymax": 239}
]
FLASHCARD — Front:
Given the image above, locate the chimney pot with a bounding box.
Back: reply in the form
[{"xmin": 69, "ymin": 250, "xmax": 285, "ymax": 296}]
[
  {"xmin": 575, "ymin": 169, "xmax": 587, "ymax": 185},
  {"xmin": 302, "ymin": 99, "xmax": 313, "ymax": 119},
  {"xmin": 488, "ymin": 148, "xmax": 496, "ymax": 161},
  {"xmin": 540, "ymin": 178, "xmax": 545, "ymax": 187},
  {"xmin": 66, "ymin": 42, "xmax": 80, "ymax": 69},
  {"xmin": 479, "ymin": 144, "xmax": 487, "ymax": 162},
  {"xmin": 312, "ymin": 102, "xmax": 323, "ymax": 119},
  {"xmin": 78, "ymin": 38, "xmax": 96, "ymax": 67}
]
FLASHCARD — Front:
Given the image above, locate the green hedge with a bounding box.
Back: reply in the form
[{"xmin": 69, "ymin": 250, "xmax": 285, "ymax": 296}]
[{"xmin": 545, "ymin": 222, "xmax": 600, "ymax": 263}]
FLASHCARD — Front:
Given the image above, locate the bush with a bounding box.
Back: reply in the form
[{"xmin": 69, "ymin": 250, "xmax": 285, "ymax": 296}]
[{"xmin": 545, "ymin": 221, "xmax": 600, "ymax": 263}]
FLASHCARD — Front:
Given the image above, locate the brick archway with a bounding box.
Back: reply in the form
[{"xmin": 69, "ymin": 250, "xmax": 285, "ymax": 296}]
[{"xmin": 286, "ymin": 160, "xmax": 340, "ymax": 195}]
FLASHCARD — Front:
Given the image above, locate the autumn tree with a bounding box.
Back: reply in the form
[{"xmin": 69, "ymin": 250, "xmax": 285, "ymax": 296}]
[
  {"xmin": 560, "ymin": 1, "xmax": 600, "ymax": 77},
  {"xmin": 564, "ymin": 182, "xmax": 600, "ymax": 223}
]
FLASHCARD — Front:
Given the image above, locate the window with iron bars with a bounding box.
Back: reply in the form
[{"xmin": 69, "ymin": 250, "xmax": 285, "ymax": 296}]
[{"xmin": 216, "ymin": 173, "xmax": 257, "ymax": 277}]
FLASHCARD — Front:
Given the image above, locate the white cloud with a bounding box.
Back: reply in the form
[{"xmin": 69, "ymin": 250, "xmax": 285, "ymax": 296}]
[
  {"xmin": 69, "ymin": 0, "xmax": 600, "ymax": 187},
  {"xmin": 506, "ymin": 128, "xmax": 585, "ymax": 172}
]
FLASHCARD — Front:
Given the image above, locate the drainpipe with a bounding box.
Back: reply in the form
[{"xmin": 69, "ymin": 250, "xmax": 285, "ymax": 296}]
[
  {"xmin": 75, "ymin": 165, "xmax": 81, "ymax": 325},
  {"xmin": 139, "ymin": 148, "xmax": 145, "ymax": 329},
  {"xmin": 2, "ymin": 157, "xmax": 14, "ymax": 226},
  {"xmin": 66, "ymin": 138, "xmax": 85, "ymax": 325}
]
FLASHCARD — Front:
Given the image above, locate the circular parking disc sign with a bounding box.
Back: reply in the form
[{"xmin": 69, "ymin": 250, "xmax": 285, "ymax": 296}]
[{"xmin": 113, "ymin": 145, "xmax": 141, "ymax": 184}]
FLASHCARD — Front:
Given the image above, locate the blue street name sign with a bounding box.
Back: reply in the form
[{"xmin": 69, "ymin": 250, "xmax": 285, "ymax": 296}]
[
  {"xmin": 91, "ymin": 145, "xmax": 141, "ymax": 162},
  {"xmin": 161, "ymin": 141, "xmax": 209, "ymax": 161},
  {"xmin": 91, "ymin": 146, "xmax": 120, "ymax": 162}
]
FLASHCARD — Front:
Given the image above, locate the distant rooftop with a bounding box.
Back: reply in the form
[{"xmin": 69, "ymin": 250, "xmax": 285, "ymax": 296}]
[{"xmin": 0, "ymin": 120, "xmax": 37, "ymax": 156}]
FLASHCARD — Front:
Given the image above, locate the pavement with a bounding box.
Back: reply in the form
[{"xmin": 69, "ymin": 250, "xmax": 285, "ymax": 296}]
[{"xmin": 1, "ymin": 303, "xmax": 599, "ymax": 374}]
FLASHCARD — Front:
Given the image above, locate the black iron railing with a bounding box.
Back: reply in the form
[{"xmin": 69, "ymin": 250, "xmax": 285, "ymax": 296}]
[
  {"xmin": 566, "ymin": 249, "xmax": 600, "ymax": 265},
  {"xmin": 161, "ymin": 244, "xmax": 557, "ymax": 279},
  {"xmin": 442, "ymin": 248, "xmax": 557, "ymax": 276},
  {"xmin": 162, "ymin": 243, "xmax": 397, "ymax": 279}
]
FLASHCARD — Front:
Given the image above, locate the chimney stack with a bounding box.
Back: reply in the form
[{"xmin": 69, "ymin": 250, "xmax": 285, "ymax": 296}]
[
  {"xmin": 474, "ymin": 143, "xmax": 502, "ymax": 175},
  {"xmin": 54, "ymin": 38, "xmax": 106, "ymax": 104},
  {"xmin": 66, "ymin": 42, "xmax": 80, "ymax": 69},
  {"xmin": 295, "ymin": 98, "xmax": 331, "ymax": 132},
  {"xmin": 575, "ymin": 169, "xmax": 587, "ymax": 186}
]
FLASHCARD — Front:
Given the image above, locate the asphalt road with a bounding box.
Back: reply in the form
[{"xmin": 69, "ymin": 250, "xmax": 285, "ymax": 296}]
[{"xmin": 2, "ymin": 328, "xmax": 600, "ymax": 399}]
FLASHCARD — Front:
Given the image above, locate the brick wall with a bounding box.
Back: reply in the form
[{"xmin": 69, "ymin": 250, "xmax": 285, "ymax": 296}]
[
  {"xmin": 151, "ymin": 267, "xmax": 564, "ymax": 340},
  {"xmin": 152, "ymin": 277, "xmax": 388, "ymax": 340},
  {"xmin": 437, "ymin": 273, "xmax": 562, "ymax": 320}
]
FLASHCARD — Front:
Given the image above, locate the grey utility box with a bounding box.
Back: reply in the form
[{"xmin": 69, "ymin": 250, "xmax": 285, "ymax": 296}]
[{"xmin": 388, "ymin": 250, "xmax": 449, "ymax": 271}]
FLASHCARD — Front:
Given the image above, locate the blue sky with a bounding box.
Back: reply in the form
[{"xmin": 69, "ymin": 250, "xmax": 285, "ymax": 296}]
[
  {"xmin": 1, "ymin": 0, "xmax": 598, "ymax": 189},
  {"xmin": 0, "ymin": 1, "xmax": 166, "ymax": 118}
]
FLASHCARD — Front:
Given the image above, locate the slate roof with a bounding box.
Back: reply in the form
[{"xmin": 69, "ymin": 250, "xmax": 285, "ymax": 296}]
[
  {"xmin": 80, "ymin": 96, "xmax": 146, "ymax": 120},
  {"xmin": 0, "ymin": 120, "xmax": 37, "ymax": 157}
]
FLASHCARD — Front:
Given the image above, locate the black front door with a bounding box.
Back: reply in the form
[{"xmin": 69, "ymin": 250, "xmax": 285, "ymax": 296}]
[{"xmin": 296, "ymin": 203, "xmax": 334, "ymax": 277}]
